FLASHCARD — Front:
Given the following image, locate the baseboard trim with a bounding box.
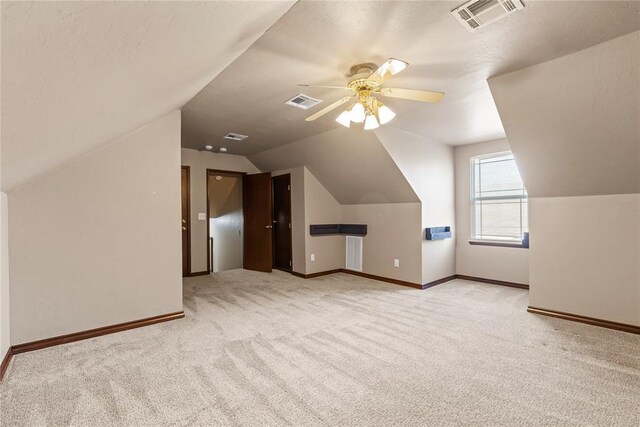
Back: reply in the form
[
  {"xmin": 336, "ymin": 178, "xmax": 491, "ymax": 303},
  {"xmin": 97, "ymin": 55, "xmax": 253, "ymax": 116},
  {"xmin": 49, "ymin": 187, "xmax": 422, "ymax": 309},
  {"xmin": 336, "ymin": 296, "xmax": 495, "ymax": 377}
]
[
  {"xmin": 291, "ymin": 269, "xmax": 342, "ymax": 279},
  {"xmin": 527, "ymin": 306, "xmax": 640, "ymax": 335},
  {"xmin": 456, "ymin": 275, "xmax": 529, "ymax": 289},
  {"xmin": 0, "ymin": 347, "xmax": 13, "ymax": 381},
  {"xmin": 423, "ymin": 275, "xmax": 458, "ymax": 289},
  {"xmin": 11, "ymin": 311, "xmax": 185, "ymax": 355},
  {"xmin": 340, "ymin": 269, "xmax": 423, "ymax": 289},
  {"xmin": 187, "ymin": 271, "xmax": 209, "ymax": 277},
  {"xmin": 289, "ymin": 270, "xmax": 529, "ymax": 292},
  {"xmin": 291, "ymin": 268, "xmax": 423, "ymax": 289}
]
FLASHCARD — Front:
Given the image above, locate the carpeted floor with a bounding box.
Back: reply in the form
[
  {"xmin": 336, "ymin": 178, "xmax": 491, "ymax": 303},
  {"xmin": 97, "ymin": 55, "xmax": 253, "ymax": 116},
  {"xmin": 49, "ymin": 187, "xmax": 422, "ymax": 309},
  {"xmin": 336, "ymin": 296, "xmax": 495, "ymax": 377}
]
[{"xmin": 1, "ymin": 269, "xmax": 639, "ymax": 426}]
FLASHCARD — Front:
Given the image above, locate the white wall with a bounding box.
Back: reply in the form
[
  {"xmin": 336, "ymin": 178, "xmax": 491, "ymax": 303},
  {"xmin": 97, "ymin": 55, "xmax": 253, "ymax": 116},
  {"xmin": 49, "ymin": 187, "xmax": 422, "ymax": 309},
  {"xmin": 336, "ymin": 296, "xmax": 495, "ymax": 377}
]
[
  {"xmin": 181, "ymin": 148, "xmax": 259, "ymax": 273},
  {"xmin": 1, "ymin": 193, "xmax": 10, "ymax": 358},
  {"xmin": 251, "ymin": 126, "xmax": 435, "ymax": 284},
  {"xmin": 375, "ymin": 127, "xmax": 456, "ymax": 284},
  {"xmin": 341, "ymin": 203, "xmax": 422, "ymax": 284},
  {"xmin": 287, "ymin": 167, "xmax": 423, "ymax": 284},
  {"xmin": 454, "ymin": 139, "xmax": 529, "ymax": 284},
  {"xmin": 489, "ymin": 31, "xmax": 639, "ymax": 324},
  {"xmin": 418, "ymin": 140, "xmax": 456, "ymax": 284},
  {"xmin": 8, "ymin": 111, "xmax": 183, "ymax": 344},
  {"xmin": 529, "ymin": 194, "xmax": 640, "ymax": 326},
  {"xmin": 304, "ymin": 168, "xmax": 343, "ymax": 274}
]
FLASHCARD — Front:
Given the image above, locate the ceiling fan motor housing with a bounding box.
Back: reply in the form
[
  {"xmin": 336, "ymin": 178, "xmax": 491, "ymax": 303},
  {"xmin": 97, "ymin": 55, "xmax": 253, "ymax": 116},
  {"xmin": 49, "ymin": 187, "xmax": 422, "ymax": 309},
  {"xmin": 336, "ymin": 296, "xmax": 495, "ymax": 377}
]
[
  {"xmin": 348, "ymin": 62, "xmax": 377, "ymax": 77},
  {"xmin": 303, "ymin": 58, "xmax": 442, "ymax": 126},
  {"xmin": 347, "ymin": 62, "xmax": 381, "ymax": 92}
]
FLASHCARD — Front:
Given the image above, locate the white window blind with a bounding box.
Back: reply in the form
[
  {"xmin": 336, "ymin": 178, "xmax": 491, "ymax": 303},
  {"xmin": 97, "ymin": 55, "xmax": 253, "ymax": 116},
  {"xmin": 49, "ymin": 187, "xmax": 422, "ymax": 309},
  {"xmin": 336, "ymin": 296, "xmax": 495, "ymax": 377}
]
[{"xmin": 471, "ymin": 152, "xmax": 528, "ymax": 241}]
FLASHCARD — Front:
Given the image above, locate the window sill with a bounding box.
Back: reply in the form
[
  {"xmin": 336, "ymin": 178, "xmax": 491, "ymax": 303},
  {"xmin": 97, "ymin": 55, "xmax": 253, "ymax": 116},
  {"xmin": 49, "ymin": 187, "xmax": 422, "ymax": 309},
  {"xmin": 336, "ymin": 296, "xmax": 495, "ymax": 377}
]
[{"xmin": 468, "ymin": 240, "xmax": 528, "ymax": 249}]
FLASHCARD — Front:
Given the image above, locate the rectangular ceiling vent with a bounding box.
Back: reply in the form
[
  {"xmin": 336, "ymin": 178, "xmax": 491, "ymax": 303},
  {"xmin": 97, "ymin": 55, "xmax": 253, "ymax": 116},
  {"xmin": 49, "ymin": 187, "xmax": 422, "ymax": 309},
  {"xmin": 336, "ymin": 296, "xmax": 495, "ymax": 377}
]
[
  {"xmin": 451, "ymin": 0, "xmax": 524, "ymax": 31},
  {"xmin": 223, "ymin": 133, "xmax": 248, "ymax": 141},
  {"xmin": 285, "ymin": 93, "xmax": 322, "ymax": 110}
]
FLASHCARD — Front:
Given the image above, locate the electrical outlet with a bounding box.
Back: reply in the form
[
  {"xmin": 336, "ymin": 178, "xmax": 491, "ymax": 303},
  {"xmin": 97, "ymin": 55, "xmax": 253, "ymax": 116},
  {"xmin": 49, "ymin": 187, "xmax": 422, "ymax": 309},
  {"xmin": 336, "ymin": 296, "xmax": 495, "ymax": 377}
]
[
  {"xmin": 310, "ymin": 254, "xmax": 315, "ymax": 262},
  {"xmin": 394, "ymin": 259, "xmax": 400, "ymax": 267},
  {"xmin": 198, "ymin": 213, "xmax": 206, "ymax": 221}
]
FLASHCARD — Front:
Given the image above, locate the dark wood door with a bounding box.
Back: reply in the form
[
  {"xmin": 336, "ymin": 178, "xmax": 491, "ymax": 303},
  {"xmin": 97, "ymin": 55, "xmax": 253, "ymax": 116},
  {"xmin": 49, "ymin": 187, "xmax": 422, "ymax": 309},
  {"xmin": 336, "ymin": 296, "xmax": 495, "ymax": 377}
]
[
  {"xmin": 242, "ymin": 172, "xmax": 273, "ymax": 272},
  {"xmin": 181, "ymin": 166, "xmax": 191, "ymax": 277},
  {"xmin": 272, "ymin": 174, "xmax": 292, "ymax": 271}
]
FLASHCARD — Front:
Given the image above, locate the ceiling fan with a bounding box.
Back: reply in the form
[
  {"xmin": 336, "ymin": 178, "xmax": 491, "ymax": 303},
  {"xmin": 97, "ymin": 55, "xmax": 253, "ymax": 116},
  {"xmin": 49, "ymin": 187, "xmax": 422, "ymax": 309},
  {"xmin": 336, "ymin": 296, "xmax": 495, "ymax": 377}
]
[{"xmin": 299, "ymin": 58, "xmax": 444, "ymax": 130}]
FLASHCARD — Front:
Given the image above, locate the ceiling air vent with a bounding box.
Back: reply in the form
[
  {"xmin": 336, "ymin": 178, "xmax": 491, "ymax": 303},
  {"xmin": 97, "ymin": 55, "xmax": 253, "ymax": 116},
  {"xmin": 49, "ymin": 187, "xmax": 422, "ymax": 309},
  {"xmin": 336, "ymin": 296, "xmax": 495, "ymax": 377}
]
[
  {"xmin": 451, "ymin": 0, "xmax": 524, "ymax": 31},
  {"xmin": 223, "ymin": 133, "xmax": 248, "ymax": 141},
  {"xmin": 285, "ymin": 93, "xmax": 322, "ymax": 110}
]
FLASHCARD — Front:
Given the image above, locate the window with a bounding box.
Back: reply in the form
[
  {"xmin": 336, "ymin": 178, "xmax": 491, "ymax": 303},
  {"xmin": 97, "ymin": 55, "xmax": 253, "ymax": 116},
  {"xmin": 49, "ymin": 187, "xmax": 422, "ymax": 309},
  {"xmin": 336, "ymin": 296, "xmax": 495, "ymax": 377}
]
[{"xmin": 471, "ymin": 152, "xmax": 528, "ymax": 242}]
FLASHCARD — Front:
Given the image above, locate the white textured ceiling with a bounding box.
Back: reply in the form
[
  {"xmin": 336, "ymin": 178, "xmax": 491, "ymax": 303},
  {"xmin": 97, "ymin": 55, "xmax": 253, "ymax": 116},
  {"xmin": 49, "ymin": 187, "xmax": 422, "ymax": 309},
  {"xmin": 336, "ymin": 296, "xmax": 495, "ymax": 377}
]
[
  {"xmin": 181, "ymin": 1, "xmax": 640, "ymax": 155},
  {"xmin": 1, "ymin": 0, "xmax": 294, "ymax": 191}
]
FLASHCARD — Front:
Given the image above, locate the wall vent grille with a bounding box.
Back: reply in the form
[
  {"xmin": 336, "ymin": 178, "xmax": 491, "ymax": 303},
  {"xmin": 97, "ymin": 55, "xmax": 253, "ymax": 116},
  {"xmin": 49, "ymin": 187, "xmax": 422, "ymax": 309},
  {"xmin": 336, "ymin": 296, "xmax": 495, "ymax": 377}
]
[
  {"xmin": 451, "ymin": 0, "xmax": 524, "ymax": 31},
  {"xmin": 285, "ymin": 94, "xmax": 322, "ymax": 110},
  {"xmin": 345, "ymin": 236, "xmax": 363, "ymax": 272}
]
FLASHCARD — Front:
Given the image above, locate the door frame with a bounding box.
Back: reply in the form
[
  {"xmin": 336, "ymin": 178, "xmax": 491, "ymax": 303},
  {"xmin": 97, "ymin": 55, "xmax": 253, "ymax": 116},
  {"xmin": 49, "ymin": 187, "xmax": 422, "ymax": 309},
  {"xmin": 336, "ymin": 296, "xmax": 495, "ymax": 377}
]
[
  {"xmin": 206, "ymin": 169, "xmax": 247, "ymax": 273},
  {"xmin": 271, "ymin": 173, "xmax": 293, "ymax": 272},
  {"xmin": 181, "ymin": 165, "xmax": 191, "ymax": 277}
]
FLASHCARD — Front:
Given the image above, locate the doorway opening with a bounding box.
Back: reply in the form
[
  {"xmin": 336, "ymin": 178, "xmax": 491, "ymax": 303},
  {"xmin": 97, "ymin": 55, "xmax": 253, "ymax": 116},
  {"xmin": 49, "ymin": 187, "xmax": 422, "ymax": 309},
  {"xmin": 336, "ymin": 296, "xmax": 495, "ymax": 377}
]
[
  {"xmin": 272, "ymin": 174, "xmax": 293, "ymax": 271},
  {"xmin": 206, "ymin": 169, "xmax": 245, "ymax": 273},
  {"xmin": 181, "ymin": 166, "xmax": 191, "ymax": 277},
  {"xmin": 203, "ymin": 170, "xmax": 290, "ymax": 274}
]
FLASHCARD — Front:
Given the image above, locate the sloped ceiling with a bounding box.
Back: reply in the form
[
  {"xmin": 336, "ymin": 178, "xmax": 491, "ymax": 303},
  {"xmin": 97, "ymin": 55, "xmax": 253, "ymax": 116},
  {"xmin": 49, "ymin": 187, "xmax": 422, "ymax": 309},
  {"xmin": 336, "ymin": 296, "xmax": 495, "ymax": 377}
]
[
  {"xmin": 248, "ymin": 128, "xmax": 418, "ymax": 204},
  {"xmin": 209, "ymin": 176, "xmax": 240, "ymax": 219},
  {"xmin": 488, "ymin": 31, "xmax": 640, "ymax": 198},
  {"xmin": 375, "ymin": 125, "xmax": 454, "ymax": 210},
  {"xmin": 182, "ymin": 1, "xmax": 640, "ymax": 155},
  {"xmin": 1, "ymin": 1, "xmax": 294, "ymax": 191}
]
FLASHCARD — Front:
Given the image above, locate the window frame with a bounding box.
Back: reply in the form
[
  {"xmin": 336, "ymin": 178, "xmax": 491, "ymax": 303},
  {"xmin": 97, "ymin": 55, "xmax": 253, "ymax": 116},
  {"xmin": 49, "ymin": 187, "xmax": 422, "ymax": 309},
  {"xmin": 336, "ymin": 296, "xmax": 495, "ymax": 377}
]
[{"xmin": 469, "ymin": 151, "xmax": 528, "ymax": 248}]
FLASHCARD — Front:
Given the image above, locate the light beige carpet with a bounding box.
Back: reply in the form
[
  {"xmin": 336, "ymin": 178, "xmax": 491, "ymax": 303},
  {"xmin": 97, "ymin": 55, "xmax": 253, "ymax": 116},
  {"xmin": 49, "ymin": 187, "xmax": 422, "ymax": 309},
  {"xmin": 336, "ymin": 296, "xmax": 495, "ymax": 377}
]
[{"xmin": 1, "ymin": 269, "xmax": 639, "ymax": 426}]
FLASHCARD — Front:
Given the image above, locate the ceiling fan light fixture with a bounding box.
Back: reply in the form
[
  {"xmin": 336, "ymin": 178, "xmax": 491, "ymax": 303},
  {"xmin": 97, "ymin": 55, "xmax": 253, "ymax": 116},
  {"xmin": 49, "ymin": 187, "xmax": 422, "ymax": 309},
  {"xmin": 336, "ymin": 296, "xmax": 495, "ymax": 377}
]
[
  {"xmin": 350, "ymin": 102, "xmax": 366, "ymax": 123},
  {"xmin": 302, "ymin": 57, "xmax": 443, "ymax": 126},
  {"xmin": 364, "ymin": 113, "xmax": 380, "ymax": 130},
  {"xmin": 336, "ymin": 110, "xmax": 351, "ymax": 128},
  {"xmin": 377, "ymin": 105, "xmax": 396, "ymax": 125}
]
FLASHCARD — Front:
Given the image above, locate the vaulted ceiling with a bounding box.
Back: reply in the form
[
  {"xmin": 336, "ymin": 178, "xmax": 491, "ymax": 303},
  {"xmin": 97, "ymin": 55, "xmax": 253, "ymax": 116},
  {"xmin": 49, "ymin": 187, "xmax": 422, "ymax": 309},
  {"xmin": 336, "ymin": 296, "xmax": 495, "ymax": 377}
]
[
  {"xmin": 1, "ymin": 1, "xmax": 294, "ymax": 191},
  {"xmin": 181, "ymin": 1, "xmax": 640, "ymax": 155},
  {"xmin": 3, "ymin": 1, "xmax": 639, "ymax": 195}
]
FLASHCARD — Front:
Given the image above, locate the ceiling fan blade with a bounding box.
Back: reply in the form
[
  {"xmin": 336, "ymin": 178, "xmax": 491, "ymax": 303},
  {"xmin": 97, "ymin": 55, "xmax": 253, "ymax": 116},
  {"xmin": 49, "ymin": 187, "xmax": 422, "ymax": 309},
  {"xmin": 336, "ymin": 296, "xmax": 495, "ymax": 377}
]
[
  {"xmin": 366, "ymin": 58, "xmax": 409, "ymax": 86},
  {"xmin": 298, "ymin": 84, "xmax": 351, "ymax": 90},
  {"xmin": 305, "ymin": 96, "xmax": 354, "ymax": 122},
  {"xmin": 380, "ymin": 87, "xmax": 444, "ymax": 103}
]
